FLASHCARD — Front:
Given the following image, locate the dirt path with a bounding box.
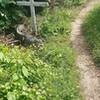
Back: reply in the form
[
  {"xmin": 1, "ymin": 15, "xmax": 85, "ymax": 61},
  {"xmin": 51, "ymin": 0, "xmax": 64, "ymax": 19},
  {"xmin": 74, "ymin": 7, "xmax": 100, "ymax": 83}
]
[{"xmin": 70, "ymin": 0, "xmax": 100, "ymax": 100}]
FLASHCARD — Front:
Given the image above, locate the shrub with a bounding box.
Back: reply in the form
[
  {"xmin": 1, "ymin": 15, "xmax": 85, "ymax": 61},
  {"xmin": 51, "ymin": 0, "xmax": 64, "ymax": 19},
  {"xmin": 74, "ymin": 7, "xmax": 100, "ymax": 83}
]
[{"xmin": 0, "ymin": 0, "xmax": 23, "ymax": 33}]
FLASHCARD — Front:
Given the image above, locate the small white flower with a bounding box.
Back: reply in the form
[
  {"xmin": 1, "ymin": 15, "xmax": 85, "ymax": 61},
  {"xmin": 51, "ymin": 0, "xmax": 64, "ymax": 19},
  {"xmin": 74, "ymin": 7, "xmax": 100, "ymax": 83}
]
[{"xmin": 1, "ymin": 13, "xmax": 4, "ymax": 16}]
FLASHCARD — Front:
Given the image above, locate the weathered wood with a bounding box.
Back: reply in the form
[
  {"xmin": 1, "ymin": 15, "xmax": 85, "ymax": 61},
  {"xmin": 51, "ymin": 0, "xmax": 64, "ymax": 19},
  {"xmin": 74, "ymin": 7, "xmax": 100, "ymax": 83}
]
[
  {"xmin": 30, "ymin": 0, "xmax": 37, "ymax": 34},
  {"xmin": 16, "ymin": 1, "xmax": 49, "ymax": 7},
  {"xmin": 16, "ymin": 1, "xmax": 30, "ymax": 6},
  {"xmin": 16, "ymin": 0, "xmax": 49, "ymax": 34}
]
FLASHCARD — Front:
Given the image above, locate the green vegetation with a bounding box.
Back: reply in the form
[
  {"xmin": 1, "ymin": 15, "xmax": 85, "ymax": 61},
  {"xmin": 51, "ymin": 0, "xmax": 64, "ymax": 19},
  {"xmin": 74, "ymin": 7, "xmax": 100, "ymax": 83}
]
[
  {"xmin": 0, "ymin": 0, "xmax": 23, "ymax": 33},
  {"xmin": 0, "ymin": 8, "xmax": 82, "ymax": 99},
  {"xmin": 39, "ymin": 8, "xmax": 72, "ymax": 37},
  {"xmin": 0, "ymin": 10, "xmax": 82, "ymax": 100},
  {"xmin": 57, "ymin": 0, "xmax": 87, "ymax": 7},
  {"xmin": 0, "ymin": 0, "xmax": 89, "ymax": 99},
  {"xmin": 82, "ymin": 5, "xmax": 100, "ymax": 66},
  {"xmin": 0, "ymin": 35, "xmax": 81, "ymax": 100}
]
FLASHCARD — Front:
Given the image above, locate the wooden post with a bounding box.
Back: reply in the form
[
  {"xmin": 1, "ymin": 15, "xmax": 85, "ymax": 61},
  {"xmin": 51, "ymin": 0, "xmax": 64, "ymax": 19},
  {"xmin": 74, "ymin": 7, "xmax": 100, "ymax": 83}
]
[
  {"xmin": 50, "ymin": 0, "xmax": 55, "ymax": 14},
  {"xmin": 16, "ymin": 0, "xmax": 49, "ymax": 35},
  {"xmin": 30, "ymin": 0, "xmax": 37, "ymax": 35}
]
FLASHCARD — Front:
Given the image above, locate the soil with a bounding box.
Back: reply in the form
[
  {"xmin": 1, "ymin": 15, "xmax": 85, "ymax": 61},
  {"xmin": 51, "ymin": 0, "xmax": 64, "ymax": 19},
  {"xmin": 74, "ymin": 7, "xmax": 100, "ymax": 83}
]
[
  {"xmin": 0, "ymin": 34, "xmax": 17, "ymax": 46},
  {"xmin": 70, "ymin": 0, "xmax": 100, "ymax": 100}
]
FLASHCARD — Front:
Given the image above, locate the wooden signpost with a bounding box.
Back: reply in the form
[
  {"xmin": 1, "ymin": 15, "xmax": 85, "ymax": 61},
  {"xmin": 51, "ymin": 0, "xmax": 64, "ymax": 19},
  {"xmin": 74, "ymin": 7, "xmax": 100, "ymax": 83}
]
[{"xmin": 16, "ymin": 0, "xmax": 49, "ymax": 34}]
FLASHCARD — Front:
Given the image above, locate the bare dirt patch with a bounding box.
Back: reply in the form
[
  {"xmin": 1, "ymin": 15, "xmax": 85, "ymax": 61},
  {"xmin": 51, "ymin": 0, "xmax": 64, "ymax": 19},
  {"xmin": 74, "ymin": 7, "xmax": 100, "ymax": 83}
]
[{"xmin": 71, "ymin": 0, "xmax": 100, "ymax": 100}]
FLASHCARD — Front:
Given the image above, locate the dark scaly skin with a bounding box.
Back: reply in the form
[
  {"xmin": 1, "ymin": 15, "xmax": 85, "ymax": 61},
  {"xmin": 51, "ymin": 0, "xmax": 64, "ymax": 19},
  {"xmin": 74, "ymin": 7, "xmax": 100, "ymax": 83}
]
[{"xmin": 17, "ymin": 24, "xmax": 43, "ymax": 45}]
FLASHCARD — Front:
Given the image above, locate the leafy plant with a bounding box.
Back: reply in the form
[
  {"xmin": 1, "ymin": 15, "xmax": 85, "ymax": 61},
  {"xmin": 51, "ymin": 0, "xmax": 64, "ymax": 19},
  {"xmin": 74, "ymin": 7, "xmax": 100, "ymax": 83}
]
[
  {"xmin": 0, "ymin": 0, "xmax": 23, "ymax": 33},
  {"xmin": 39, "ymin": 8, "xmax": 72, "ymax": 37},
  {"xmin": 0, "ymin": 0, "xmax": 87, "ymax": 100},
  {"xmin": 0, "ymin": 38, "xmax": 81, "ymax": 100},
  {"xmin": 37, "ymin": 34, "xmax": 81, "ymax": 100}
]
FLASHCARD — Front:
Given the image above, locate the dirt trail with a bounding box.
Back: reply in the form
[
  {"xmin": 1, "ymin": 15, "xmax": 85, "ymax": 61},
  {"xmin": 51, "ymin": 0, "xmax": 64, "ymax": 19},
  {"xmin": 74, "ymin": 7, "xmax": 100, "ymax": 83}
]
[{"xmin": 70, "ymin": 0, "xmax": 100, "ymax": 100}]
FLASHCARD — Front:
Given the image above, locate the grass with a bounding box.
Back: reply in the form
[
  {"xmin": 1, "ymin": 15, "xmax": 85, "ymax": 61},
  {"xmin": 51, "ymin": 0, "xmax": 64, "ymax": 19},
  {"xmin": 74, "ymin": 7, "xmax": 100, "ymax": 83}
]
[
  {"xmin": 37, "ymin": 6, "xmax": 84, "ymax": 99},
  {"xmin": 82, "ymin": 5, "xmax": 100, "ymax": 66},
  {"xmin": 0, "ymin": 35, "xmax": 81, "ymax": 100},
  {"xmin": 0, "ymin": 1, "xmax": 89, "ymax": 99},
  {"xmin": 37, "ymin": 34, "xmax": 81, "ymax": 100},
  {"xmin": 0, "ymin": 9, "xmax": 82, "ymax": 100}
]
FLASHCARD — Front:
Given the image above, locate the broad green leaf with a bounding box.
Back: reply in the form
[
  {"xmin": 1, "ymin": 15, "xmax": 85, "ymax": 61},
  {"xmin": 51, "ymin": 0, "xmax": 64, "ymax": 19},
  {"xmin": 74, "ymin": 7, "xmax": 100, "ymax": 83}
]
[
  {"xmin": 12, "ymin": 73, "xmax": 19, "ymax": 81},
  {"xmin": 7, "ymin": 92, "xmax": 16, "ymax": 100},
  {"xmin": 22, "ymin": 66, "xmax": 29, "ymax": 78},
  {"xmin": 0, "ymin": 52, "xmax": 4, "ymax": 60}
]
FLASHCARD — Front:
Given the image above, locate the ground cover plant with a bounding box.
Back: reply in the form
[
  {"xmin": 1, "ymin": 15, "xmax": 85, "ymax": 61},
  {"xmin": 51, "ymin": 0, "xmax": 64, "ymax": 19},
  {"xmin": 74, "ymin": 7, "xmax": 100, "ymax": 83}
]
[
  {"xmin": 39, "ymin": 8, "xmax": 72, "ymax": 37},
  {"xmin": 0, "ymin": 9, "xmax": 82, "ymax": 99},
  {"xmin": 0, "ymin": 10, "xmax": 81, "ymax": 100},
  {"xmin": 0, "ymin": 36, "xmax": 81, "ymax": 100},
  {"xmin": 0, "ymin": 0, "xmax": 88, "ymax": 99},
  {"xmin": 82, "ymin": 5, "xmax": 100, "ymax": 66}
]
